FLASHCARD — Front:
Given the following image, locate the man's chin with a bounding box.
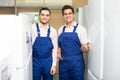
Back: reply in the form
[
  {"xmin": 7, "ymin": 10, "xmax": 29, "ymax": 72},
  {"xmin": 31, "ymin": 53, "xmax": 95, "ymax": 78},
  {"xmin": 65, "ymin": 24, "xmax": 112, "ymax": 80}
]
[{"xmin": 41, "ymin": 21, "xmax": 48, "ymax": 24}]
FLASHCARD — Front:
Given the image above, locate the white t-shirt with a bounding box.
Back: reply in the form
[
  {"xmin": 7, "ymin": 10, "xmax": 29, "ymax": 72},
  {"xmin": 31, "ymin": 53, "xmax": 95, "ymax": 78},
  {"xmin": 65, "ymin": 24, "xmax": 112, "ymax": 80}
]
[
  {"xmin": 32, "ymin": 23, "xmax": 57, "ymax": 66},
  {"xmin": 58, "ymin": 21, "xmax": 89, "ymax": 44}
]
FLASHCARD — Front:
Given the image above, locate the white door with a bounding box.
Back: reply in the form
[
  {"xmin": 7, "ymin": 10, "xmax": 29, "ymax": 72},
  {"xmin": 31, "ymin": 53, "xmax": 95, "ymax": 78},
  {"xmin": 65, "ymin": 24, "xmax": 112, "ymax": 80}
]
[
  {"xmin": 0, "ymin": 15, "xmax": 32, "ymax": 80},
  {"xmin": 10, "ymin": 14, "xmax": 33, "ymax": 80},
  {"xmin": 86, "ymin": 0, "xmax": 104, "ymax": 80}
]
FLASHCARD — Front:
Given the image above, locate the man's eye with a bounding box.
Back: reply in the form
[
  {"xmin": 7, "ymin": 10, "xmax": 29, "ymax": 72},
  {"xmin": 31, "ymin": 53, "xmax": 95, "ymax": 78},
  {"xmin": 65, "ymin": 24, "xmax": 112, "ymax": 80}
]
[
  {"xmin": 64, "ymin": 12, "xmax": 72, "ymax": 15},
  {"xmin": 64, "ymin": 13, "xmax": 68, "ymax": 15},
  {"xmin": 41, "ymin": 14, "xmax": 44, "ymax": 16},
  {"xmin": 46, "ymin": 14, "xmax": 49, "ymax": 17}
]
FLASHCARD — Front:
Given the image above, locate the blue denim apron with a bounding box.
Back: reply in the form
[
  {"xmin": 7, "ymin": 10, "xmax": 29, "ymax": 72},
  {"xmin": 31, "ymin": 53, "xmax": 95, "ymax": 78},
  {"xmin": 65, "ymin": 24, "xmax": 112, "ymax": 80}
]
[
  {"xmin": 32, "ymin": 23, "xmax": 53, "ymax": 80},
  {"xmin": 58, "ymin": 23, "xmax": 85, "ymax": 80}
]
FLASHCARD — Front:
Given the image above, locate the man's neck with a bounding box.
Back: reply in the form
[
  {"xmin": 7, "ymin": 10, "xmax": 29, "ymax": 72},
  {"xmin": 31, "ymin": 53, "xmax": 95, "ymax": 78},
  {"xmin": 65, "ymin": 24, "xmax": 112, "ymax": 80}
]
[
  {"xmin": 66, "ymin": 20, "xmax": 74, "ymax": 27},
  {"xmin": 40, "ymin": 23, "xmax": 48, "ymax": 28}
]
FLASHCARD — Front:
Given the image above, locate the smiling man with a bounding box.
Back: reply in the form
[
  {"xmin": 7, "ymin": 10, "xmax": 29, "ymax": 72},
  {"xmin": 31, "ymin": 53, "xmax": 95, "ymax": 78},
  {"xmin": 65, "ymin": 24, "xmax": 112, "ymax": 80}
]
[
  {"xmin": 58, "ymin": 5, "xmax": 89, "ymax": 80},
  {"xmin": 32, "ymin": 7, "xmax": 57, "ymax": 80}
]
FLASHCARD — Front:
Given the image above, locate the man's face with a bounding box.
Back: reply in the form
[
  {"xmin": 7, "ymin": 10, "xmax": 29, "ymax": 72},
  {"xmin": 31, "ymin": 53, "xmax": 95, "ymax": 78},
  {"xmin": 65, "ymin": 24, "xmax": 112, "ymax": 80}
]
[
  {"xmin": 63, "ymin": 9, "xmax": 74, "ymax": 23},
  {"xmin": 40, "ymin": 10, "xmax": 50, "ymax": 24}
]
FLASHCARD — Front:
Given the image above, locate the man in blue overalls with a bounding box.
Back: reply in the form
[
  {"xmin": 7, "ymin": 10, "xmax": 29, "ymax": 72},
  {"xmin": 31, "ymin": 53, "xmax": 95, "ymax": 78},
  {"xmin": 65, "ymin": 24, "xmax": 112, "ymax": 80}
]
[
  {"xmin": 32, "ymin": 7, "xmax": 57, "ymax": 80},
  {"xmin": 58, "ymin": 5, "xmax": 89, "ymax": 80}
]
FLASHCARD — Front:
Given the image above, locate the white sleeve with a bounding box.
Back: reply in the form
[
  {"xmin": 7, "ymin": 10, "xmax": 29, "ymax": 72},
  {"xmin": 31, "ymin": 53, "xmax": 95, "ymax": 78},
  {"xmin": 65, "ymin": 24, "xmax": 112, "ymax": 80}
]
[
  {"xmin": 77, "ymin": 25, "xmax": 89, "ymax": 44},
  {"xmin": 31, "ymin": 24, "xmax": 37, "ymax": 45},
  {"xmin": 50, "ymin": 27, "xmax": 58, "ymax": 66},
  {"xmin": 58, "ymin": 26, "xmax": 64, "ymax": 36}
]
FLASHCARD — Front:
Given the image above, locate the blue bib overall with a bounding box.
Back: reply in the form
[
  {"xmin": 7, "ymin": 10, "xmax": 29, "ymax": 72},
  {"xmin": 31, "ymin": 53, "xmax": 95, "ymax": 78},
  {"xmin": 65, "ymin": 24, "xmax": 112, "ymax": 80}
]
[
  {"xmin": 32, "ymin": 23, "xmax": 53, "ymax": 80},
  {"xmin": 58, "ymin": 23, "xmax": 85, "ymax": 80}
]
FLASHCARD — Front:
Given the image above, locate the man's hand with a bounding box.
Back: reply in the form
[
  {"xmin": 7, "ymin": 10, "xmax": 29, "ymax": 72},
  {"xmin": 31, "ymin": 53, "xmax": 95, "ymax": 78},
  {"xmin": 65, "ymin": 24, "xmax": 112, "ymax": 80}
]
[
  {"xmin": 80, "ymin": 42, "xmax": 89, "ymax": 53},
  {"xmin": 57, "ymin": 47, "xmax": 63, "ymax": 60},
  {"xmin": 50, "ymin": 66, "xmax": 56, "ymax": 75}
]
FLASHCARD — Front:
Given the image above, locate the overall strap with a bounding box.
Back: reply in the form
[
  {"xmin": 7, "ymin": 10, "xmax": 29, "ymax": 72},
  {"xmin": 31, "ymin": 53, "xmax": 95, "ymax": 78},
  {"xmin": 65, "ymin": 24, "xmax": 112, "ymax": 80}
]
[
  {"xmin": 62, "ymin": 26, "xmax": 66, "ymax": 33},
  {"xmin": 47, "ymin": 25, "xmax": 50, "ymax": 37},
  {"xmin": 36, "ymin": 23, "xmax": 40, "ymax": 36},
  {"xmin": 73, "ymin": 23, "xmax": 78, "ymax": 32},
  {"xmin": 62, "ymin": 23, "xmax": 78, "ymax": 33}
]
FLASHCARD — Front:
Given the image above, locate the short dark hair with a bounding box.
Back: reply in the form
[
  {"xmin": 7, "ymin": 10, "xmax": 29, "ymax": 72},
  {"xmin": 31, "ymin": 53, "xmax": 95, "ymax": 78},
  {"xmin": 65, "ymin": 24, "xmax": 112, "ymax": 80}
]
[
  {"xmin": 62, "ymin": 5, "xmax": 74, "ymax": 16},
  {"xmin": 39, "ymin": 7, "xmax": 51, "ymax": 15}
]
